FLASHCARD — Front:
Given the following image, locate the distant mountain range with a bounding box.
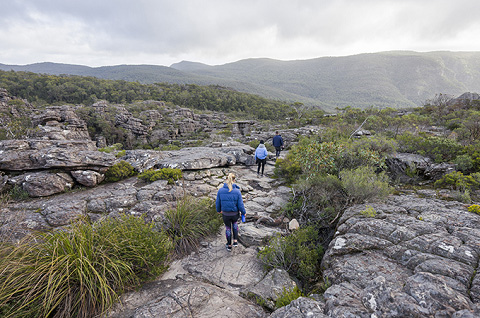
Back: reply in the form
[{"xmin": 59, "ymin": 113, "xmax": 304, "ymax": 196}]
[{"xmin": 2, "ymin": 51, "xmax": 480, "ymax": 111}]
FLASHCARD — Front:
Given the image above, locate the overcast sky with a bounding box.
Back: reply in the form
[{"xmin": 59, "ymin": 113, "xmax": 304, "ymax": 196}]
[{"xmin": 2, "ymin": 0, "xmax": 480, "ymax": 67}]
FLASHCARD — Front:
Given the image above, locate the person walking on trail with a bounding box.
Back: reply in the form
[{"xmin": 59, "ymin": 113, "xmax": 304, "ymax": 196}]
[
  {"xmin": 272, "ymin": 131, "xmax": 284, "ymax": 158},
  {"xmin": 255, "ymin": 140, "xmax": 268, "ymax": 177},
  {"xmin": 216, "ymin": 173, "xmax": 246, "ymax": 252}
]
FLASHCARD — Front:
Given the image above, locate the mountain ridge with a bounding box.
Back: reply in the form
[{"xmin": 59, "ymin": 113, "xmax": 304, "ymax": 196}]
[{"xmin": 2, "ymin": 51, "xmax": 480, "ymax": 111}]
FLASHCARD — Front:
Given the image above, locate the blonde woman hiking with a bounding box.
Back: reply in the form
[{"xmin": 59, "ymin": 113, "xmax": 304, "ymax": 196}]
[{"xmin": 215, "ymin": 173, "xmax": 246, "ymax": 252}]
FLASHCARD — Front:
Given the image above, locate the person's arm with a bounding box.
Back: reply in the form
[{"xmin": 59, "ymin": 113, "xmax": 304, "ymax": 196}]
[
  {"xmin": 216, "ymin": 191, "xmax": 222, "ymax": 213},
  {"xmin": 237, "ymin": 191, "xmax": 246, "ymax": 216}
]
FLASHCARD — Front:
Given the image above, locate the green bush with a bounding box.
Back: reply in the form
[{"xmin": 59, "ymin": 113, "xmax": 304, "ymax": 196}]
[
  {"xmin": 138, "ymin": 168, "xmax": 182, "ymax": 184},
  {"xmin": 105, "ymin": 160, "xmax": 136, "ymax": 182},
  {"xmin": 360, "ymin": 205, "xmax": 377, "ymax": 217},
  {"xmin": 397, "ymin": 132, "xmax": 463, "ymax": 163},
  {"xmin": 434, "ymin": 171, "xmax": 479, "ymax": 191},
  {"xmin": 468, "ymin": 204, "xmax": 480, "ymax": 214},
  {"xmin": 273, "ymin": 155, "xmax": 302, "ymax": 185},
  {"xmin": 0, "ymin": 215, "xmax": 172, "ymax": 318},
  {"xmin": 285, "ymin": 174, "xmax": 345, "ymax": 225},
  {"xmin": 99, "ymin": 143, "xmax": 124, "ymax": 153},
  {"xmin": 454, "ymin": 154, "xmax": 474, "ymax": 173},
  {"xmin": 275, "ymin": 286, "xmax": 304, "ymax": 309},
  {"xmin": 340, "ymin": 166, "xmax": 392, "ymax": 204},
  {"xmin": 290, "ymin": 138, "xmax": 344, "ymax": 177},
  {"xmin": 257, "ymin": 226, "xmax": 323, "ymax": 290},
  {"xmin": 163, "ymin": 196, "xmax": 222, "ymax": 256}
]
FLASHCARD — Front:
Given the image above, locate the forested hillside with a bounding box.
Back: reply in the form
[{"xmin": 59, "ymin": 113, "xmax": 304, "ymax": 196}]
[
  {"xmin": 2, "ymin": 51, "xmax": 480, "ymax": 111},
  {"xmin": 0, "ymin": 70, "xmax": 296, "ymax": 121}
]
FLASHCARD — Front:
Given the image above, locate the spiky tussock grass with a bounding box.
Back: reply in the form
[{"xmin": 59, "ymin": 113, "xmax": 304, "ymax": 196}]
[
  {"xmin": 0, "ymin": 214, "xmax": 172, "ymax": 318},
  {"xmin": 163, "ymin": 196, "xmax": 222, "ymax": 256}
]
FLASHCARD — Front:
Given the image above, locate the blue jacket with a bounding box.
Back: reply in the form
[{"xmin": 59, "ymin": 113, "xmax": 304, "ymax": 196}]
[
  {"xmin": 216, "ymin": 183, "xmax": 246, "ymax": 216},
  {"xmin": 273, "ymin": 135, "xmax": 284, "ymax": 147},
  {"xmin": 255, "ymin": 144, "xmax": 268, "ymax": 160}
]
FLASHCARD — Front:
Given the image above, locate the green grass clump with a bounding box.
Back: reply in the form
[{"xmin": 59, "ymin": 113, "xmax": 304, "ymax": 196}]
[
  {"xmin": 163, "ymin": 196, "xmax": 222, "ymax": 256},
  {"xmin": 0, "ymin": 214, "xmax": 172, "ymax": 318},
  {"xmin": 105, "ymin": 160, "xmax": 136, "ymax": 182},
  {"xmin": 138, "ymin": 168, "xmax": 182, "ymax": 184},
  {"xmin": 275, "ymin": 286, "xmax": 304, "ymax": 309}
]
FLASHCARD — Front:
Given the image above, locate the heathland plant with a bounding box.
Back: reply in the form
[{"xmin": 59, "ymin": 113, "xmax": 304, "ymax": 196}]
[
  {"xmin": 340, "ymin": 166, "xmax": 392, "ymax": 204},
  {"xmin": 105, "ymin": 160, "xmax": 136, "ymax": 182},
  {"xmin": 163, "ymin": 196, "xmax": 222, "ymax": 256},
  {"xmin": 138, "ymin": 168, "xmax": 182, "ymax": 184},
  {"xmin": 0, "ymin": 215, "xmax": 172, "ymax": 318},
  {"xmin": 275, "ymin": 286, "xmax": 304, "ymax": 309},
  {"xmin": 434, "ymin": 171, "xmax": 479, "ymax": 191},
  {"xmin": 258, "ymin": 226, "xmax": 323, "ymax": 290}
]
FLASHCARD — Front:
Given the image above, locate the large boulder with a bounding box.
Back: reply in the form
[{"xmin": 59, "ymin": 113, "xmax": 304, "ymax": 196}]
[
  {"xmin": 22, "ymin": 172, "xmax": 74, "ymax": 197},
  {"xmin": 242, "ymin": 268, "xmax": 298, "ymax": 311}
]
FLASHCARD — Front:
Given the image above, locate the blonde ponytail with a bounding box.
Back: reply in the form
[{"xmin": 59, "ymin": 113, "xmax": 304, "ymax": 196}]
[{"xmin": 226, "ymin": 173, "xmax": 236, "ymax": 192}]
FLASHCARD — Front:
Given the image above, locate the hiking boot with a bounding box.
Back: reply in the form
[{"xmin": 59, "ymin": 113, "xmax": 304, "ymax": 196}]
[{"xmin": 225, "ymin": 244, "xmax": 232, "ymax": 252}]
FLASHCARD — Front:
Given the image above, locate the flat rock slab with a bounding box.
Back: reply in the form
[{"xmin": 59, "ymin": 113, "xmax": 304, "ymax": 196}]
[
  {"xmin": 177, "ymin": 233, "xmax": 266, "ymax": 291},
  {"xmin": 322, "ymin": 193, "xmax": 480, "ymax": 317},
  {"xmin": 107, "ymin": 278, "xmax": 268, "ymax": 318}
]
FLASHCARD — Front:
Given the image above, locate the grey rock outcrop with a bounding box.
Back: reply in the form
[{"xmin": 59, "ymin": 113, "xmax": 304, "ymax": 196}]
[
  {"xmin": 386, "ymin": 152, "xmax": 456, "ymax": 183},
  {"xmin": 243, "ymin": 268, "xmax": 298, "ymax": 311},
  {"xmin": 31, "ymin": 105, "xmax": 90, "ymax": 140},
  {"xmin": 321, "ymin": 193, "xmax": 480, "ymax": 317},
  {"xmin": 0, "ymin": 139, "xmax": 115, "ymax": 172}
]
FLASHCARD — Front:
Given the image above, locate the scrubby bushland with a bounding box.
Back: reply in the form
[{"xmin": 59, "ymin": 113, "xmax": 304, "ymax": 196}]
[
  {"xmin": 138, "ymin": 168, "xmax": 182, "ymax": 184},
  {"xmin": 340, "ymin": 166, "xmax": 392, "ymax": 205},
  {"xmin": 162, "ymin": 196, "xmax": 222, "ymax": 256},
  {"xmin": 257, "ymin": 226, "xmax": 323, "ymax": 292},
  {"xmin": 396, "ymin": 132, "xmax": 463, "ymax": 163},
  {"xmin": 104, "ymin": 160, "xmax": 136, "ymax": 182},
  {"xmin": 0, "ymin": 215, "xmax": 172, "ymax": 318}
]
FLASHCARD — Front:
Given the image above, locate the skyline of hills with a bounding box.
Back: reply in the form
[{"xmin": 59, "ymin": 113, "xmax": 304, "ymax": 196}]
[{"xmin": 2, "ymin": 51, "xmax": 480, "ymax": 111}]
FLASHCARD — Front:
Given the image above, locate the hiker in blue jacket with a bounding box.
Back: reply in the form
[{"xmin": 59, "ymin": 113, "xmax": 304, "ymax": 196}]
[
  {"xmin": 272, "ymin": 131, "xmax": 284, "ymax": 158},
  {"xmin": 216, "ymin": 173, "xmax": 246, "ymax": 252},
  {"xmin": 255, "ymin": 140, "xmax": 268, "ymax": 177}
]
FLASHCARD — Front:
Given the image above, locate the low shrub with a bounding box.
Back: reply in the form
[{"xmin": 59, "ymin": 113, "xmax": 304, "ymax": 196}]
[
  {"xmin": 138, "ymin": 168, "xmax": 182, "ymax": 184},
  {"xmin": 468, "ymin": 204, "xmax": 480, "ymax": 214},
  {"xmin": 360, "ymin": 205, "xmax": 377, "ymax": 217},
  {"xmin": 273, "ymin": 155, "xmax": 302, "ymax": 185},
  {"xmin": 285, "ymin": 174, "xmax": 345, "ymax": 225},
  {"xmin": 163, "ymin": 196, "xmax": 222, "ymax": 256},
  {"xmin": 289, "ymin": 138, "xmax": 344, "ymax": 177},
  {"xmin": 275, "ymin": 286, "xmax": 304, "ymax": 309},
  {"xmin": 0, "ymin": 215, "xmax": 172, "ymax": 318},
  {"xmin": 434, "ymin": 171, "xmax": 479, "ymax": 191},
  {"xmin": 105, "ymin": 160, "xmax": 136, "ymax": 182},
  {"xmin": 396, "ymin": 132, "xmax": 463, "ymax": 163},
  {"xmin": 257, "ymin": 226, "xmax": 323, "ymax": 291},
  {"xmin": 340, "ymin": 166, "xmax": 392, "ymax": 204}
]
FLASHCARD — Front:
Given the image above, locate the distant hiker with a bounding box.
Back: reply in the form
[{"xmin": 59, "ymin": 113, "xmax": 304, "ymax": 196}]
[
  {"xmin": 272, "ymin": 131, "xmax": 284, "ymax": 158},
  {"xmin": 216, "ymin": 173, "xmax": 246, "ymax": 252},
  {"xmin": 255, "ymin": 140, "xmax": 268, "ymax": 177}
]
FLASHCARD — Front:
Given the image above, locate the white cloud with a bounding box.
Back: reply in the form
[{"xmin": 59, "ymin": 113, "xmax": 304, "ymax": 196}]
[{"xmin": 1, "ymin": 0, "xmax": 480, "ymax": 67}]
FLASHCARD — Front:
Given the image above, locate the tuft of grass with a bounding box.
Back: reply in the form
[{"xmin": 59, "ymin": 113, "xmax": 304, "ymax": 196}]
[
  {"xmin": 0, "ymin": 215, "xmax": 172, "ymax": 318},
  {"xmin": 163, "ymin": 196, "xmax": 222, "ymax": 256},
  {"xmin": 275, "ymin": 286, "xmax": 304, "ymax": 309}
]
